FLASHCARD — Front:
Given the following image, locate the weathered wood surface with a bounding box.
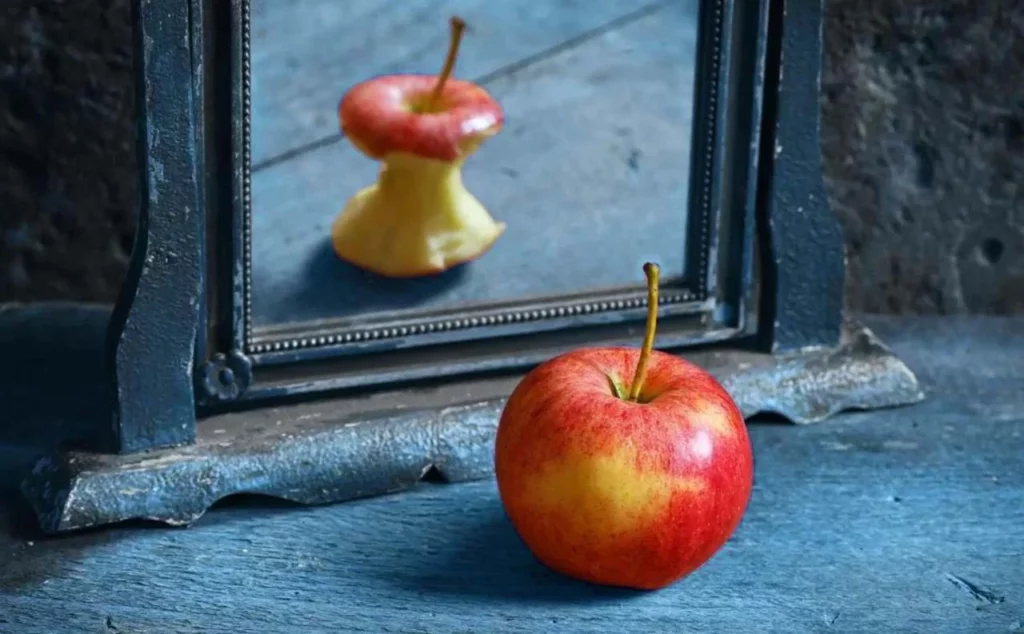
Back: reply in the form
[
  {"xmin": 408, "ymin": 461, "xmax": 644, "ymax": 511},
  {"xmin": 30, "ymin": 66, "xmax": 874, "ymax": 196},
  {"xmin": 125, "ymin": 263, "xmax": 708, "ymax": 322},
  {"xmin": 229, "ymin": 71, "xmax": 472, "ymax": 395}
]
[
  {"xmin": 249, "ymin": 1, "xmax": 698, "ymax": 329},
  {"xmin": 1, "ymin": 316, "xmax": 1022, "ymax": 633}
]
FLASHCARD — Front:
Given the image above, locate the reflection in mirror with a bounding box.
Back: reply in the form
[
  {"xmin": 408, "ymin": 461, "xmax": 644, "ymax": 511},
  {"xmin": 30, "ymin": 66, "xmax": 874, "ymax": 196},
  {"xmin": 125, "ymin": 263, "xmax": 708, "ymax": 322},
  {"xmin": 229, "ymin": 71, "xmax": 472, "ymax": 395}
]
[{"xmin": 249, "ymin": 1, "xmax": 701, "ymax": 332}]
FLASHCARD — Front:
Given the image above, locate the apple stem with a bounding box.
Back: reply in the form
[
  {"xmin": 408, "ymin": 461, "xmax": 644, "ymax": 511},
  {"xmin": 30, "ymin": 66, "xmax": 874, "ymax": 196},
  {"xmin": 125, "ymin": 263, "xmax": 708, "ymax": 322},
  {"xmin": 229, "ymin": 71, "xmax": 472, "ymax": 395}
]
[
  {"xmin": 427, "ymin": 16, "xmax": 467, "ymax": 110},
  {"xmin": 627, "ymin": 262, "xmax": 660, "ymax": 403}
]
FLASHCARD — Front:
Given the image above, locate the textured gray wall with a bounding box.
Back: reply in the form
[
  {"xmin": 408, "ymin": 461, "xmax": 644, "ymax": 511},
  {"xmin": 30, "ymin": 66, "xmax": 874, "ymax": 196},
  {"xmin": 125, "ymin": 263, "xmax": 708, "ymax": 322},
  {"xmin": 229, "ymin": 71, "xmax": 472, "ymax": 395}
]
[
  {"xmin": 1, "ymin": 0, "xmax": 1022, "ymax": 313},
  {"xmin": 823, "ymin": 0, "xmax": 1024, "ymax": 314},
  {"xmin": 1, "ymin": 1, "xmax": 137, "ymax": 303}
]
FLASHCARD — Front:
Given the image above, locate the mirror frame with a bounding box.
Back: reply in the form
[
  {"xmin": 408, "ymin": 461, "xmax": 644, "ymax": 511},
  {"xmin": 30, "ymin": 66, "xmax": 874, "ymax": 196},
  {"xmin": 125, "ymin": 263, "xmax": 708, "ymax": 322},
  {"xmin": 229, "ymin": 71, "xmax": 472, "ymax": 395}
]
[
  {"xmin": 106, "ymin": 0, "xmax": 843, "ymax": 454},
  {"xmin": 231, "ymin": 0, "xmax": 750, "ymax": 398}
]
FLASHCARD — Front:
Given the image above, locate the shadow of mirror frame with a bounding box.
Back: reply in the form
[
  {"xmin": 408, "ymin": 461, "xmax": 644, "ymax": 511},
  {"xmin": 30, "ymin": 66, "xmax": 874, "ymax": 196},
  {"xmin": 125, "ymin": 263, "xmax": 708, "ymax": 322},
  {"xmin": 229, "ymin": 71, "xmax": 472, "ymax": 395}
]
[{"xmin": 106, "ymin": 0, "xmax": 842, "ymax": 454}]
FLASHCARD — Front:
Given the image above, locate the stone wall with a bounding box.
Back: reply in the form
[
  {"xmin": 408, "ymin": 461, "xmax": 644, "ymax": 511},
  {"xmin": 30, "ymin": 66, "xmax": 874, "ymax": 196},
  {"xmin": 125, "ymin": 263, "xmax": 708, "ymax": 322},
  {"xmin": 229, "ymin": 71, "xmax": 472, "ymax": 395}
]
[
  {"xmin": 1, "ymin": 1, "xmax": 137, "ymax": 304},
  {"xmin": 2, "ymin": 0, "xmax": 1022, "ymax": 313},
  {"xmin": 823, "ymin": 0, "xmax": 1024, "ymax": 313}
]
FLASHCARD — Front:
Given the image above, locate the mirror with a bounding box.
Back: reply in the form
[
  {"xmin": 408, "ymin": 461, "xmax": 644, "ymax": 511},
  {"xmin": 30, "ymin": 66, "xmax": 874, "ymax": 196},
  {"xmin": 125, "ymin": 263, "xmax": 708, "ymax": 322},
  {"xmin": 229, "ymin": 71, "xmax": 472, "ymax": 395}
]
[{"xmin": 247, "ymin": 0, "xmax": 705, "ymax": 346}]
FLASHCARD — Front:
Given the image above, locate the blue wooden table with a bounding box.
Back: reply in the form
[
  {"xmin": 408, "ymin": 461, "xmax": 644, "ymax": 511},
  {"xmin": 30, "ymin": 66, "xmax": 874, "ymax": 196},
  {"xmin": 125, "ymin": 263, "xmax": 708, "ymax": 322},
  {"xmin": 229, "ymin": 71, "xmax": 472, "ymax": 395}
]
[{"xmin": 1, "ymin": 316, "xmax": 1022, "ymax": 633}]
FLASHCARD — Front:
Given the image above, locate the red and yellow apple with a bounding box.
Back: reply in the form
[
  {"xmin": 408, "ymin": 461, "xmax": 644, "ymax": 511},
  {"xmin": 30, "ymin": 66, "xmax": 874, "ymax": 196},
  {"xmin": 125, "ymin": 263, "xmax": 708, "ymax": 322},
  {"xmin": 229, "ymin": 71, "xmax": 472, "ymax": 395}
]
[
  {"xmin": 332, "ymin": 16, "xmax": 505, "ymax": 278},
  {"xmin": 494, "ymin": 263, "xmax": 754, "ymax": 590}
]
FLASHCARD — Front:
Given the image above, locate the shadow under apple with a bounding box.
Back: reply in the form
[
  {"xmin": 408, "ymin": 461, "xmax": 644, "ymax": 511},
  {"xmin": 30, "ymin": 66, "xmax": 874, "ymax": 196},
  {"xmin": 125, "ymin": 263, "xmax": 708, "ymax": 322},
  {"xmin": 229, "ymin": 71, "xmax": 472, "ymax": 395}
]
[
  {"xmin": 376, "ymin": 501, "xmax": 646, "ymax": 604},
  {"xmin": 255, "ymin": 238, "xmax": 470, "ymax": 325}
]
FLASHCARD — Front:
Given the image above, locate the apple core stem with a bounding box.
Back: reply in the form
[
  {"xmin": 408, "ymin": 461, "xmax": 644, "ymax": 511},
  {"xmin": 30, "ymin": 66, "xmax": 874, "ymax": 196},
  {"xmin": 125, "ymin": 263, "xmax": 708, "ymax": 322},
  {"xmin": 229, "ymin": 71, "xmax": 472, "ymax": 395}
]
[
  {"xmin": 427, "ymin": 17, "xmax": 467, "ymax": 110},
  {"xmin": 628, "ymin": 262, "xmax": 660, "ymax": 402}
]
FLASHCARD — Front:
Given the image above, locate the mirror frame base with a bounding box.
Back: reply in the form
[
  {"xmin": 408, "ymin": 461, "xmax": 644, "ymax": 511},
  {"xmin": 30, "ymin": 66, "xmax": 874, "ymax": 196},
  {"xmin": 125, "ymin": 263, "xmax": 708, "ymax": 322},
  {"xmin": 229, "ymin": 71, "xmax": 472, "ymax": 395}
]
[{"xmin": 22, "ymin": 320, "xmax": 921, "ymax": 534}]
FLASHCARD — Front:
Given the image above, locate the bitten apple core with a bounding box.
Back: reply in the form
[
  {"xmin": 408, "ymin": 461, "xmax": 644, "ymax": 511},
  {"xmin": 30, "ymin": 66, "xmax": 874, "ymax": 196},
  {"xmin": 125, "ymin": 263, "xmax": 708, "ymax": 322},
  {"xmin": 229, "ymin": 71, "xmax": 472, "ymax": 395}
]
[{"xmin": 331, "ymin": 16, "xmax": 506, "ymax": 278}]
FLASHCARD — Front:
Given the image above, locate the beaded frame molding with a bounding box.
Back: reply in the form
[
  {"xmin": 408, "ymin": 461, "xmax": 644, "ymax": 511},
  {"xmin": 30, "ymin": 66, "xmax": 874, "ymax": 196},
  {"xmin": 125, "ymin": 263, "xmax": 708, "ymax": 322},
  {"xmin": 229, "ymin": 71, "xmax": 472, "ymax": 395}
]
[{"xmin": 104, "ymin": 0, "xmax": 846, "ymax": 453}]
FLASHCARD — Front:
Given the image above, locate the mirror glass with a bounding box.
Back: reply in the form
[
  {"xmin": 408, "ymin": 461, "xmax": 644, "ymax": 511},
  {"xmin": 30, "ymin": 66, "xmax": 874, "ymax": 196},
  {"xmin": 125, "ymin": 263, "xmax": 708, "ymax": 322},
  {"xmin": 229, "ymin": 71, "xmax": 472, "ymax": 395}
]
[{"xmin": 249, "ymin": 0, "xmax": 702, "ymax": 332}]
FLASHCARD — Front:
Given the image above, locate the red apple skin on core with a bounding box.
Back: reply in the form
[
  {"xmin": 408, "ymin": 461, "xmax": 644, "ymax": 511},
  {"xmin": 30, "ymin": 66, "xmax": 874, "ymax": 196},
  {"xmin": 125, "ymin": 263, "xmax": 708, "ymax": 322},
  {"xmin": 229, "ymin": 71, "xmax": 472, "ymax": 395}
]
[
  {"xmin": 494, "ymin": 347, "xmax": 754, "ymax": 590},
  {"xmin": 339, "ymin": 74, "xmax": 503, "ymax": 161}
]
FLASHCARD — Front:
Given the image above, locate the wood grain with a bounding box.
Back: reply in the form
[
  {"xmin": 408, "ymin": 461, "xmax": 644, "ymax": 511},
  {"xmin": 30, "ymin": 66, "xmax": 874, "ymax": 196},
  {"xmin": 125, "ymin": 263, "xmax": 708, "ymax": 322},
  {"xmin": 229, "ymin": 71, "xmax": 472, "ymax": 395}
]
[
  {"xmin": 1, "ymin": 317, "xmax": 1022, "ymax": 633},
  {"xmin": 250, "ymin": 0, "xmax": 670, "ymax": 166},
  {"xmin": 250, "ymin": 2, "xmax": 699, "ymax": 329}
]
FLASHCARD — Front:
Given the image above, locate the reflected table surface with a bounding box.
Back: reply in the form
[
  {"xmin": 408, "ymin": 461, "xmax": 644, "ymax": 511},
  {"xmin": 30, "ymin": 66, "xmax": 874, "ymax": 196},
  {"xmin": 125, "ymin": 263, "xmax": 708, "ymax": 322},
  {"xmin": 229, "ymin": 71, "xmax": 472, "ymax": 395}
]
[{"xmin": 1, "ymin": 316, "xmax": 1023, "ymax": 633}]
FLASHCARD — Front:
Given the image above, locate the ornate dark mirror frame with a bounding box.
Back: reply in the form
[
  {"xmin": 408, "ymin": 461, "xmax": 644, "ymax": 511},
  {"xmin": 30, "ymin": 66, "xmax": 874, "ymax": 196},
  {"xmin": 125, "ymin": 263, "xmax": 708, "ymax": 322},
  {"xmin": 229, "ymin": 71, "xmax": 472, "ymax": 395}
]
[
  {"xmin": 115, "ymin": 0, "xmax": 835, "ymax": 453},
  {"xmin": 14, "ymin": 0, "xmax": 924, "ymax": 533}
]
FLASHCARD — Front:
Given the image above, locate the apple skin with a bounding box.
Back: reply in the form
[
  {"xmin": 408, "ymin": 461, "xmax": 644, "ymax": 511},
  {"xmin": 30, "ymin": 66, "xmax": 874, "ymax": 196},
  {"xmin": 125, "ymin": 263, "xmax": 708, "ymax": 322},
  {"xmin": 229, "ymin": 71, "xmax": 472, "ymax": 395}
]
[
  {"xmin": 339, "ymin": 74, "xmax": 503, "ymax": 162},
  {"xmin": 494, "ymin": 346, "xmax": 754, "ymax": 591}
]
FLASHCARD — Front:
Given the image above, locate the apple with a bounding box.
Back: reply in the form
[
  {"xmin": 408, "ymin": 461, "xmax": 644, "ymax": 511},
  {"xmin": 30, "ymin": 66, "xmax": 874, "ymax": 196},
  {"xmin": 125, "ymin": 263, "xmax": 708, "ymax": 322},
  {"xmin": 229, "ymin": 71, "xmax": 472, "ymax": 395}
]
[
  {"xmin": 332, "ymin": 16, "xmax": 506, "ymax": 278},
  {"xmin": 494, "ymin": 263, "xmax": 754, "ymax": 590}
]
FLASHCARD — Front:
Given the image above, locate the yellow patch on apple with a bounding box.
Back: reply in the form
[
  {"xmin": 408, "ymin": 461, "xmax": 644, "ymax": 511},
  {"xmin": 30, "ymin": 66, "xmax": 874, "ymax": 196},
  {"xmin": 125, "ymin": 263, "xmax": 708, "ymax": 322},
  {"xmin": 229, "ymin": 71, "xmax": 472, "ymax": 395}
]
[{"xmin": 527, "ymin": 444, "xmax": 706, "ymax": 541}]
